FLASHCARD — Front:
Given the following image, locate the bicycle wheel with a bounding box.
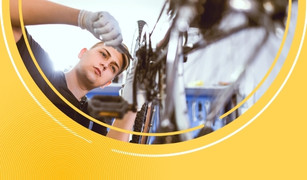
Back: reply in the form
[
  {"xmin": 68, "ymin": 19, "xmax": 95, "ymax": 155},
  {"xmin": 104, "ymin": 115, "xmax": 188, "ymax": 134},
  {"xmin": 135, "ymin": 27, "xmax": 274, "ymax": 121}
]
[{"xmin": 128, "ymin": 0, "xmax": 290, "ymax": 144}]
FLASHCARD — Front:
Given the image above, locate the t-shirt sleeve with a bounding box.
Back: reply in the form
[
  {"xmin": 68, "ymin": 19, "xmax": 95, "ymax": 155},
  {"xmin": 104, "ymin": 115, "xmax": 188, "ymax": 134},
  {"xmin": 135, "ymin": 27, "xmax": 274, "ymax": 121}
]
[{"xmin": 16, "ymin": 29, "xmax": 55, "ymax": 81}]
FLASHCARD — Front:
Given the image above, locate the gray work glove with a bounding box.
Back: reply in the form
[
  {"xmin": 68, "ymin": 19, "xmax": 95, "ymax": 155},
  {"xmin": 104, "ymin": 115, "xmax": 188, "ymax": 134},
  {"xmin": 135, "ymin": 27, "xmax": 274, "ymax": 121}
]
[
  {"xmin": 121, "ymin": 59, "xmax": 146, "ymax": 111},
  {"xmin": 78, "ymin": 10, "xmax": 123, "ymax": 47}
]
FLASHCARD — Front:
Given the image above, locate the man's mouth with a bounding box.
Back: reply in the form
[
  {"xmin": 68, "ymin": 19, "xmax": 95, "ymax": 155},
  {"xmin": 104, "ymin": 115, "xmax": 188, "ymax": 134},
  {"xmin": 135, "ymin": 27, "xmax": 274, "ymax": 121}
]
[{"xmin": 94, "ymin": 67, "xmax": 102, "ymax": 77}]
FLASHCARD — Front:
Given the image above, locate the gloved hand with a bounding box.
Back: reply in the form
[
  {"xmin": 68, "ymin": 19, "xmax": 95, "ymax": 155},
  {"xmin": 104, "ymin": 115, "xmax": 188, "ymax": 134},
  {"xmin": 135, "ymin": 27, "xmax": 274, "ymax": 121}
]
[
  {"xmin": 78, "ymin": 10, "xmax": 123, "ymax": 47},
  {"xmin": 121, "ymin": 59, "xmax": 146, "ymax": 111}
]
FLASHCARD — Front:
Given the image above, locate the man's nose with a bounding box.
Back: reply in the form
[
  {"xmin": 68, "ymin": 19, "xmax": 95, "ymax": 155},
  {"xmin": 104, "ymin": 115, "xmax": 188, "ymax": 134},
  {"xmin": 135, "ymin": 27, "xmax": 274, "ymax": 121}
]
[{"xmin": 100, "ymin": 61, "xmax": 108, "ymax": 71}]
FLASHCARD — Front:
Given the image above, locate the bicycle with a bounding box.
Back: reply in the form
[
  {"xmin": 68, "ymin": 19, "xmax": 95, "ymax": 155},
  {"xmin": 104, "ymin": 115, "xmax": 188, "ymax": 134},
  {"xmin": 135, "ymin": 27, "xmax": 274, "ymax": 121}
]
[{"xmin": 89, "ymin": 0, "xmax": 290, "ymax": 144}]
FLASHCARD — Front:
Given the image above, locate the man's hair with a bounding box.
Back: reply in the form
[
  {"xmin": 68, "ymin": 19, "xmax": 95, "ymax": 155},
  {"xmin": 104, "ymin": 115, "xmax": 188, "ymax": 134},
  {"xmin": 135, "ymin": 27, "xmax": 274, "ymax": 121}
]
[{"xmin": 90, "ymin": 42, "xmax": 130, "ymax": 76}]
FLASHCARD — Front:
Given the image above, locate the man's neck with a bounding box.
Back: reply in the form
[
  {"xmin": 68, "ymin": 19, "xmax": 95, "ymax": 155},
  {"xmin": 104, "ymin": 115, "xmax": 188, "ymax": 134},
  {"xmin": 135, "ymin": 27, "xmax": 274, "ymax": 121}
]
[{"xmin": 65, "ymin": 70, "xmax": 89, "ymax": 102}]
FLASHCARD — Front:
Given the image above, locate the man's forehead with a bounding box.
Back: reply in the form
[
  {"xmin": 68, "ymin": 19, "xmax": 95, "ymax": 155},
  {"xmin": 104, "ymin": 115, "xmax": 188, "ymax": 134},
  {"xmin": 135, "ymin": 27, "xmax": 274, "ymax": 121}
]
[{"xmin": 93, "ymin": 42, "xmax": 106, "ymax": 49}]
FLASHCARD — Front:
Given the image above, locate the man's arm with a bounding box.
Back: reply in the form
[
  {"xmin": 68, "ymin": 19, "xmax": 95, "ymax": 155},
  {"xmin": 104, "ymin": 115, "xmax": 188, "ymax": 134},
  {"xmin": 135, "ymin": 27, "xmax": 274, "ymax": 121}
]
[
  {"xmin": 10, "ymin": 0, "xmax": 122, "ymax": 46},
  {"xmin": 10, "ymin": 0, "xmax": 79, "ymax": 42},
  {"xmin": 10, "ymin": 0, "xmax": 79, "ymax": 27},
  {"xmin": 107, "ymin": 112, "xmax": 137, "ymax": 142}
]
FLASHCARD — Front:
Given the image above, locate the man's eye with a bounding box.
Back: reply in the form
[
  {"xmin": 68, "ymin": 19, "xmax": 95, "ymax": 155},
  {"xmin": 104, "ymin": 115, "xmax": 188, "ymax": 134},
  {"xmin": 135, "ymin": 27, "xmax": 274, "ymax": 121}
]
[
  {"xmin": 111, "ymin": 66, "xmax": 116, "ymax": 73},
  {"xmin": 101, "ymin": 52, "xmax": 107, "ymax": 58}
]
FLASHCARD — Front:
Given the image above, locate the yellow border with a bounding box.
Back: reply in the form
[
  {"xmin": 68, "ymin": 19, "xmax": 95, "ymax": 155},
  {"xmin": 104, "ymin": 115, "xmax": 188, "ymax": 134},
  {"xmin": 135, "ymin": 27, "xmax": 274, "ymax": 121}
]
[{"xmin": 1, "ymin": 0, "xmax": 307, "ymax": 178}]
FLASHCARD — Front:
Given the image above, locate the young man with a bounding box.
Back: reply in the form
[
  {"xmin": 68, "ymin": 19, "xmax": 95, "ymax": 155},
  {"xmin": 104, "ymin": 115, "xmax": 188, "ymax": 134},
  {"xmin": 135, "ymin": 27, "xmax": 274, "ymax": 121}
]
[{"xmin": 11, "ymin": 0, "xmax": 131, "ymax": 135}]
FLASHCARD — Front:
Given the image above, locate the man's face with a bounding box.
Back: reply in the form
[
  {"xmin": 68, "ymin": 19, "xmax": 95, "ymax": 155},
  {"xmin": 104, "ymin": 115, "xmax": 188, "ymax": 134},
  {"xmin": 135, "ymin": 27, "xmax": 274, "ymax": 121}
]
[{"xmin": 76, "ymin": 43, "xmax": 123, "ymax": 89}]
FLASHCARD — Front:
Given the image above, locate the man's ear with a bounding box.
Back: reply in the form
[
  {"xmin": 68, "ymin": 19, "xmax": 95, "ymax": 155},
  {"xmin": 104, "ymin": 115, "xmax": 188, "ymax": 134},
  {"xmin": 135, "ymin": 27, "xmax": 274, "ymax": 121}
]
[
  {"xmin": 100, "ymin": 81, "xmax": 112, "ymax": 89},
  {"xmin": 78, "ymin": 48, "xmax": 87, "ymax": 58}
]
